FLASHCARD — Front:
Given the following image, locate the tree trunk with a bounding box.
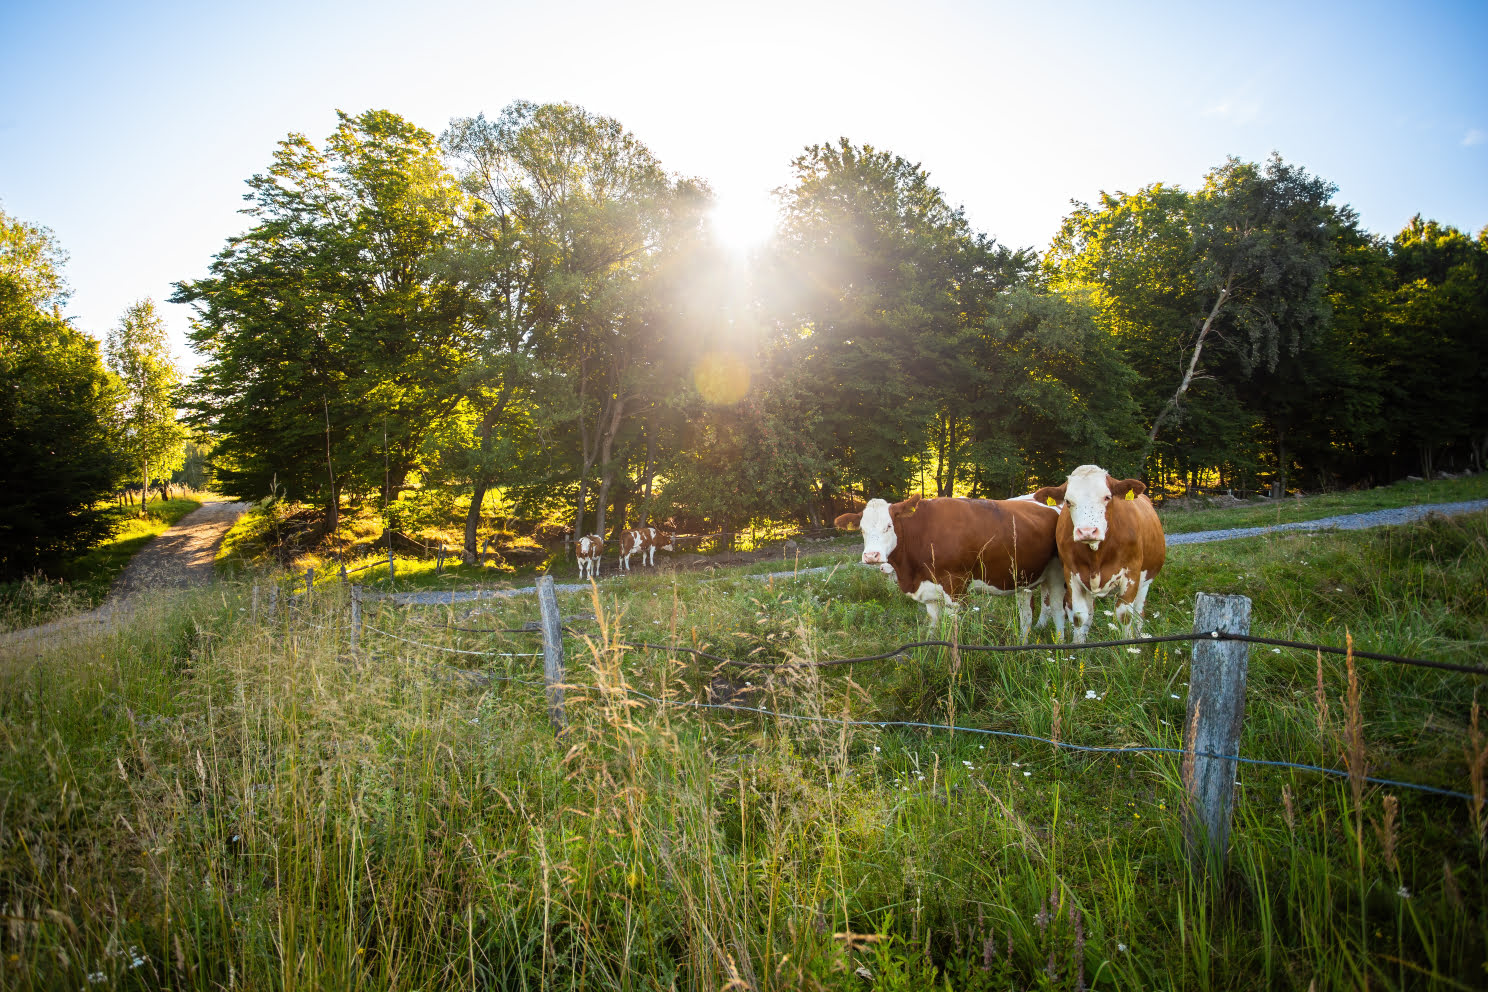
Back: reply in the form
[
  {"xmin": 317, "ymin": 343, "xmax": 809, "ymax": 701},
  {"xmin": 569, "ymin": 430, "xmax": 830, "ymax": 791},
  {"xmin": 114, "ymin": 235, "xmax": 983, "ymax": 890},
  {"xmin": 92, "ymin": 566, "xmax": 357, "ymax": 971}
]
[
  {"xmin": 1272, "ymin": 425, "xmax": 1288, "ymax": 498},
  {"xmin": 1147, "ymin": 281, "xmax": 1231, "ymax": 450},
  {"xmin": 140, "ymin": 459, "xmax": 150, "ymax": 516},
  {"xmin": 326, "ymin": 487, "xmax": 339, "ymax": 534},
  {"xmin": 945, "ymin": 417, "xmax": 959, "ymax": 498},
  {"xmin": 935, "ymin": 414, "xmax": 949, "ymax": 497},
  {"xmin": 641, "ymin": 422, "xmax": 656, "ymax": 520},
  {"xmin": 462, "ymin": 390, "xmax": 514, "ymax": 563},
  {"xmin": 591, "ymin": 392, "xmax": 627, "ymax": 539},
  {"xmin": 464, "ymin": 480, "xmax": 488, "ymax": 564}
]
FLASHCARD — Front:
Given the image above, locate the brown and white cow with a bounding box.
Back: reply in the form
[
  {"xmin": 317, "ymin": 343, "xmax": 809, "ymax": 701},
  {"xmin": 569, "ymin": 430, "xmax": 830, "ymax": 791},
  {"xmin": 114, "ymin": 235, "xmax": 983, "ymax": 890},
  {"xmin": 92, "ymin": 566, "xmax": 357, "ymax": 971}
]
[
  {"xmin": 1033, "ymin": 465, "xmax": 1166, "ymax": 643},
  {"xmin": 576, "ymin": 534, "xmax": 604, "ymax": 580},
  {"xmin": 834, "ymin": 494, "xmax": 1064, "ymax": 639},
  {"xmin": 617, "ymin": 526, "xmax": 676, "ymax": 570}
]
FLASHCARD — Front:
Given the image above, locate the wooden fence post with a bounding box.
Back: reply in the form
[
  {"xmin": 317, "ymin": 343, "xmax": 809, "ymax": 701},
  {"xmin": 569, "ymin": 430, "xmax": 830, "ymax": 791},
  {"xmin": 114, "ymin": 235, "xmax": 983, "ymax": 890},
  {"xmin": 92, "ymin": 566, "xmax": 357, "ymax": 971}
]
[
  {"xmin": 305, "ymin": 567, "xmax": 314, "ymax": 601},
  {"xmin": 387, "ymin": 545, "xmax": 396, "ymax": 583},
  {"xmin": 435, "ymin": 542, "xmax": 446, "ymax": 575},
  {"xmin": 349, "ymin": 584, "xmax": 362, "ymax": 652},
  {"xmin": 1184, "ymin": 592, "xmax": 1252, "ymax": 876},
  {"xmin": 339, "ymin": 562, "xmax": 348, "ymax": 583},
  {"xmin": 536, "ymin": 575, "xmax": 566, "ymax": 733},
  {"xmin": 251, "ymin": 583, "xmax": 260, "ymax": 625},
  {"xmin": 268, "ymin": 584, "xmax": 279, "ymax": 617}
]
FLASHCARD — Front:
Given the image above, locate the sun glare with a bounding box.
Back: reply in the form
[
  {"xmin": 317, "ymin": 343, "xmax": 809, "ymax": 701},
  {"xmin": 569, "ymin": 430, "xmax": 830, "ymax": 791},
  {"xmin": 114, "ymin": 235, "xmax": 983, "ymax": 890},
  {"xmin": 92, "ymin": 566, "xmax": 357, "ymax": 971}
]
[{"xmin": 709, "ymin": 192, "xmax": 778, "ymax": 255}]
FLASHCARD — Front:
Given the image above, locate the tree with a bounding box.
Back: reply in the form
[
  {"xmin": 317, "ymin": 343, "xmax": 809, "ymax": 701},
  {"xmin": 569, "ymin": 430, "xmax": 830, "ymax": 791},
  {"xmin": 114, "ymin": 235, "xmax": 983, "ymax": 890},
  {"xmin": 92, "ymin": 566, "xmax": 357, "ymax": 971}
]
[
  {"xmin": 1379, "ymin": 218, "xmax": 1488, "ymax": 476},
  {"xmin": 0, "ymin": 207, "xmax": 123, "ymax": 575},
  {"xmin": 769, "ymin": 139, "xmax": 1031, "ymax": 498},
  {"xmin": 178, "ymin": 110, "xmax": 476, "ymax": 531},
  {"xmin": 1049, "ymin": 155, "xmax": 1343, "ymax": 489},
  {"xmin": 106, "ymin": 299, "xmax": 186, "ymax": 510},
  {"xmin": 438, "ymin": 102, "xmax": 684, "ymax": 557}
]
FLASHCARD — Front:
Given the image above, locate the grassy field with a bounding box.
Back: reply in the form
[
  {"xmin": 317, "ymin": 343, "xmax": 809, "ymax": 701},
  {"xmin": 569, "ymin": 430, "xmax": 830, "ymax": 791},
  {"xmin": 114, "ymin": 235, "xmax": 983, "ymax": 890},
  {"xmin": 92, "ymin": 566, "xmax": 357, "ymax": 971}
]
[
  {"xmin": 1156, "ymin": 473, "xmax": 1488, "ymax": 535},
  {"xmin": 0, "ymin": 497, "xmax": 202, "ymax": 632},
  {"xmin": 2, "ymin": 503, "xmax": 1485, "ymax": 990}
]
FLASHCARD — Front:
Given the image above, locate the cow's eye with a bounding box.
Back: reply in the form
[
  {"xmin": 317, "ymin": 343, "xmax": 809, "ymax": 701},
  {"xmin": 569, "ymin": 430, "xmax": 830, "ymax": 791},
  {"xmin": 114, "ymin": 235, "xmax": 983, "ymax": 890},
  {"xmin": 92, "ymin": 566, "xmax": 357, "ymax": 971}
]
[{"xmin": 1104, "ymin": 495, "xmax": 1112, "ymax": 502}]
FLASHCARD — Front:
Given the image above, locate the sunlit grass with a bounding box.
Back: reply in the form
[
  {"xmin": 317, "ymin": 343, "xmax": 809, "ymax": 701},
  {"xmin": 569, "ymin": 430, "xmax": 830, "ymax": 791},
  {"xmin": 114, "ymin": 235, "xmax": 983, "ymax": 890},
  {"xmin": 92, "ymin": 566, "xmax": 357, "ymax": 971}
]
[{"xmin": 4, "ymin": 509, "xmax": 1483, "ymax": 988}]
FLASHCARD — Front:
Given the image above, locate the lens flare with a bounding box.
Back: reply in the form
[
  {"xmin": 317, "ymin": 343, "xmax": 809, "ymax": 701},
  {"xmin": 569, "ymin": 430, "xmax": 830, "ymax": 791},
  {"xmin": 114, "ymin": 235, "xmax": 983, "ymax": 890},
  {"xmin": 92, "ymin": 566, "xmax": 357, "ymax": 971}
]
[{"xmin": 694, "ymin": 352, "xmax": 750, "ymax": 405}]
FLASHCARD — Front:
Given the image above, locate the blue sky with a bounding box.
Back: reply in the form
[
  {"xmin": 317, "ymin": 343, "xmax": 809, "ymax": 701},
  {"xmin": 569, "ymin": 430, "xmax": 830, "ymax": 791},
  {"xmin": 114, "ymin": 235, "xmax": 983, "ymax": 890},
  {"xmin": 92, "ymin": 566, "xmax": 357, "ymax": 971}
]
[{"xmin": 2, "ymin": 0, "xmax": 1484, "ymax": 368}]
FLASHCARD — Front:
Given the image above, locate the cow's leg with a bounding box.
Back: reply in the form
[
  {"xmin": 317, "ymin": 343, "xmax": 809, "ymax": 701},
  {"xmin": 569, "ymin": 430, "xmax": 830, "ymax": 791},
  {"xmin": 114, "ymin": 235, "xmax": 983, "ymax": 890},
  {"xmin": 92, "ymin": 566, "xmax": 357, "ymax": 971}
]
[
  {"xmin": 579, "ymin": 557, "xmax": 589, "ymax": 580},
  {"xmin": 1067, "ymin": 574, "xmax": 1095, "ymax": 644},
  {"xmin": 1016, "ymin": 587, "xmax": 1034, "ymax": 641},
  {"xmin": 911, "ymin": 580, "xmax": 954, "ymax": 626},
  {"xmin": 1116, "ymin": 570, "xmax": 1152, "ymax": 638}
]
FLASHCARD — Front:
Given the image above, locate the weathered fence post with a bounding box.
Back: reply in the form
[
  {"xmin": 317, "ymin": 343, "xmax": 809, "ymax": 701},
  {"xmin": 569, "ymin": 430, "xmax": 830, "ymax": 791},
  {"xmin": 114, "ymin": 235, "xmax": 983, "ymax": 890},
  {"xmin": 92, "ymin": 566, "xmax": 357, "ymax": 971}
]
[
  {"xmin": 349, "ymin": 584, "xmax": 363, "ymax": 652},
  {"xmin": 536, "ymin": 575, "xmax": 566, "ymax": 733},
  {"xmin": 1184, "ymin": 592, "xmax": 1252, "ymax": 877},
  {"xmin": 268, "ymin": 584, "xmax": 279, "ymax": 617},
  {"xmin": 305, "ymin": 567, "xmax": 314, "ymax": 601},
  {"xmin": 251, "ymin": 582, "xmax": 260, "ymax": 625},
  {"xmin": 339, "ymin": 562, "xmax": 348, "ymax": 583},
  {"xmin": 387, "ymin": 545, "xmax": 396, "ymax": 583},
  {"xmin": 435, "ymin": 542, "xmax": 446, "ymax": 575}
]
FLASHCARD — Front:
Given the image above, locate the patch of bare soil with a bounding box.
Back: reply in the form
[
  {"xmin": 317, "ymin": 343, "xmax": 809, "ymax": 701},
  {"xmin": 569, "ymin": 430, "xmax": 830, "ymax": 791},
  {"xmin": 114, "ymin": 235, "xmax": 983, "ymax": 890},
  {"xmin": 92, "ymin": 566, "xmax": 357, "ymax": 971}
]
[{"xmin": 0, "ymin": 501, "xmax": 251, "ymax": 655}]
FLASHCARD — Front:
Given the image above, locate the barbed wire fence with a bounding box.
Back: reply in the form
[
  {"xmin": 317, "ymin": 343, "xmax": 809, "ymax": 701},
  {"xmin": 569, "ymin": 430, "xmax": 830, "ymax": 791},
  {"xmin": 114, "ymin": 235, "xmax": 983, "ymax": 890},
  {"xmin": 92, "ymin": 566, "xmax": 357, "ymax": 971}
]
[{"xmin": 254, "ymin": 572, "xmax": 1486, "ymax": 874}]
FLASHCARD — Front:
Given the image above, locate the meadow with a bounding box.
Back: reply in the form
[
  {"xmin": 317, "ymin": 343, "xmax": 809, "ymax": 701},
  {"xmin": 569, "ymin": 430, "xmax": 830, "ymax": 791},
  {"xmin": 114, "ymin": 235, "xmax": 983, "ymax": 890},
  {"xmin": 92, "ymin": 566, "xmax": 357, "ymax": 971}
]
[{"xmin": 1, "ymin": 505, "xmax": 1485, "ymax": 990}]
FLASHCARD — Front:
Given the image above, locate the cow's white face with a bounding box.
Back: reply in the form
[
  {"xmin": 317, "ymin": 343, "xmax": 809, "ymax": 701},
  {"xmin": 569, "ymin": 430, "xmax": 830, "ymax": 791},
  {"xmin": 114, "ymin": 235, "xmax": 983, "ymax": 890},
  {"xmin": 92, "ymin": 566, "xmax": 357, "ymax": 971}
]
[
  {"xmin": 658, "ymin": 531, "xmax": 674, "ymax": 551},
  {"xmin": 858, "ymin": 498, "xmax": 898, "ymax": 574},
  {"xmin": 1064, "ymin": 465, "xmax": 1114, "ymax": 550}
]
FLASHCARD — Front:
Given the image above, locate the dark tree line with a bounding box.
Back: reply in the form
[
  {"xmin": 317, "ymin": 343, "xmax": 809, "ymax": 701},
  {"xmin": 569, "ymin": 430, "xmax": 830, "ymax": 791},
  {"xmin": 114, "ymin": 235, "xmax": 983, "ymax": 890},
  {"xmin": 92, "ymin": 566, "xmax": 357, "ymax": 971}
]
[{"xmin": 170, "ymin": 105, "xmax": 1487, "ymax": 557}]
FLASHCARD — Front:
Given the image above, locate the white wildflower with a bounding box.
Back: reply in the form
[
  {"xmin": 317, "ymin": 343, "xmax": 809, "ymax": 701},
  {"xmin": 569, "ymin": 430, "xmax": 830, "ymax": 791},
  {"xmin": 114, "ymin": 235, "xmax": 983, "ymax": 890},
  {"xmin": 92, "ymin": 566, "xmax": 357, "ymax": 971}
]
[
  {"xmin": 1023, "ymin": 770, "xmax": 1032, "ymax": 777},
  {"xmin": 1117, "ymin": 943, "xmax": 1128, "ymax": 953},
  {"xmin": 1397, "ymin": 885, "xmax": 1411, "ymax": 900},
  {"xmin": 1170, "ymin": 694, "xmax": 1180, "ymax": 699},
  {"xmin": 1085, "ymin": 690, "xmax": 1098, "ymax": 700},
  {"xmin": 1126, "ymin": 647, "xmax": 1141, "ymax": 654},
  {"xmin": 873, "ymin": 746, "xmax": 881, "ymax": 752}
]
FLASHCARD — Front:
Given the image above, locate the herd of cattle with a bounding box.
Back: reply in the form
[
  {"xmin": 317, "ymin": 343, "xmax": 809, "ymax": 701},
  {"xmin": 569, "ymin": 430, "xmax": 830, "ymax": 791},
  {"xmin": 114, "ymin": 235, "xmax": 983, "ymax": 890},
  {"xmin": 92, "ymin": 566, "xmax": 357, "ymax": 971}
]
[{"xmin": 571, "ymin": 464, "xmax": 1165, "ymax": 643}]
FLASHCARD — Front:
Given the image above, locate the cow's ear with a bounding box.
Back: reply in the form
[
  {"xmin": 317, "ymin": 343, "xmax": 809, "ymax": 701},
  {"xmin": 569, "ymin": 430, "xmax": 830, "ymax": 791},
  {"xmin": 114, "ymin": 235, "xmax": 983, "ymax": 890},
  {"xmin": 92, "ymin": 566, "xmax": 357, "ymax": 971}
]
[
  {"xmin": 833, "ymin": 512, "xmax": 862, "ymax": 531},
  {"xmin": 1033, "ymin": 484, "xmax": 1067, "ymax": 507},
  {"xmin": 891, "ymin": 493, "xmax": 923, "ymax": 518},
  {"xmin": 1110, "ymin": 478, "xmax": 1147, "ymax": 500}
]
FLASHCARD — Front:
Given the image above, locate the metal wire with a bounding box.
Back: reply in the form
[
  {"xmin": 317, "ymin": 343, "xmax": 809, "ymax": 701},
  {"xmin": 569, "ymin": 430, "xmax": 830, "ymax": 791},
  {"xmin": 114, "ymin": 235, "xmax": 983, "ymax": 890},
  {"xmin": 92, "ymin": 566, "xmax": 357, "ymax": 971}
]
[
  {"xmin": 612, "ymin": 631, "xmax": 1488, "ymax": 677},
  {"xmin": 620, "ymin": 688, "xmax": 1476, "ymax": 802}
]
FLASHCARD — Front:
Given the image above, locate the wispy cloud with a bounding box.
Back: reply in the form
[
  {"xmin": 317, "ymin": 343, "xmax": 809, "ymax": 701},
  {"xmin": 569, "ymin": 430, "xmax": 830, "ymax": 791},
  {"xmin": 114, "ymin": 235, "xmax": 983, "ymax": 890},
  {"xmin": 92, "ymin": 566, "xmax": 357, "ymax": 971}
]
[
  {"xmin": 1462, "ymin": 128, "xmax": 1487, "ymax": 147},
  {"xmin": 1202, "ymin": 100, "xmax": 1261, "ymax": 126}
]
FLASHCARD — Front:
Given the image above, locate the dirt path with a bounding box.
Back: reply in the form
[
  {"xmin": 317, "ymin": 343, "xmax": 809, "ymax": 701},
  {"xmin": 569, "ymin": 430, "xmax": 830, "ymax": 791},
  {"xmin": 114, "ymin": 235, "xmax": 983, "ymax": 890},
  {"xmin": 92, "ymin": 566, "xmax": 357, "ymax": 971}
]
[{"xmin": 0, "ymin": 500, "xmax": 251, "ymax": 653}]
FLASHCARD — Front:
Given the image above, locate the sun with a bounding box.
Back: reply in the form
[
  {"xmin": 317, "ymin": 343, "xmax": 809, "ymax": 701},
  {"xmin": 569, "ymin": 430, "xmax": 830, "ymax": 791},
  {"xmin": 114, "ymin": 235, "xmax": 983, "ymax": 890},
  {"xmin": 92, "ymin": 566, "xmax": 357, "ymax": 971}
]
[{"xmin": 708, "ymin": 190, "xmax": 778, "ymax": 256}]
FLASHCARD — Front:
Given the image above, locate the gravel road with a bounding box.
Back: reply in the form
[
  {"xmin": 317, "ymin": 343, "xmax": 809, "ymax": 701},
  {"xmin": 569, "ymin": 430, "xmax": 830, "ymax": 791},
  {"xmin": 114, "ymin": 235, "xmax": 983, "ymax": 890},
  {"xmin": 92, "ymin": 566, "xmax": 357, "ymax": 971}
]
[
  {"xmin": 1165, "ymin": 499, "xmax": 1488, "ymax": 546},
  {"xmin": 0, "ymin": 500, "xmax": 250, "ymax": 652}
]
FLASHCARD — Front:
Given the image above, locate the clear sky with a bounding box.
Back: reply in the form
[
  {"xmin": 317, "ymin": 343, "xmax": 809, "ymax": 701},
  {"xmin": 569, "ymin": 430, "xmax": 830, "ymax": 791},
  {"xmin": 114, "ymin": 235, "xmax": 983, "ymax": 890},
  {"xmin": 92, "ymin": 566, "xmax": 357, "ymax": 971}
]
[{"xmin": 2, "ymin": 0, "xmax": 1484, "ymax": 370}]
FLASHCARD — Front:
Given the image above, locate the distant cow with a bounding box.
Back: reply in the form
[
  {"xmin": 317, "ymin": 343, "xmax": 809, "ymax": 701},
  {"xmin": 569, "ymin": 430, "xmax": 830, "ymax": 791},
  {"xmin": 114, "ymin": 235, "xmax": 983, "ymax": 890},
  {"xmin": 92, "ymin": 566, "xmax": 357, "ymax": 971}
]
[
  {"xmin": 834, "ymin": 494, "xmax": 1064, "ymax": 639},
  {"xmin": 1033, "ymin": 465, "xmax": 1166, "ymax": 643},
  {"xmin": 618, "ymin": 526, "xmax": 675, "ymax": 570},
  {"xmin": 576, "ymin": 534, "xmax": 604, "ymax": 580}
]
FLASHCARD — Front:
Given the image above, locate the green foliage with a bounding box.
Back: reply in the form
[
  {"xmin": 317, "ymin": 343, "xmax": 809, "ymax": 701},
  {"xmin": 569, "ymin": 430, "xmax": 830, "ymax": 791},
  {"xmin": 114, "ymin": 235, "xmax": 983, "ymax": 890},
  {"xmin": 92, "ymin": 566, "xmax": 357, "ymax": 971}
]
[
  {"xmin": 105, "ymin": 297, "xmax": 187, "ymax": 501},
  {"xmin": 0, "ymin": 208, "xmax": 124, "ymax": 577},
  {"xmin": 177, "ymin": 109, "xmax": 476, "ymax": 514}
]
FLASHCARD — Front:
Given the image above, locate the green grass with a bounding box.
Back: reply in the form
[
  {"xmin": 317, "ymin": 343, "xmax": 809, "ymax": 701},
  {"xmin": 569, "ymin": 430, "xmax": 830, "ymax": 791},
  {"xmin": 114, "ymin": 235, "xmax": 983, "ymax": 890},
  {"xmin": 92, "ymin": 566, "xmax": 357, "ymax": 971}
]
[
  {"xmin": 1158, "ymin": 473, "xmax": 1488, "ymax": 534},
  {"xmin": 0, "ymin": 497, "xmax": 201, "ymax": 632},
  {"xmin": 2, "ymin": 508, "xmax": 1485, "ymax": 989}
]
